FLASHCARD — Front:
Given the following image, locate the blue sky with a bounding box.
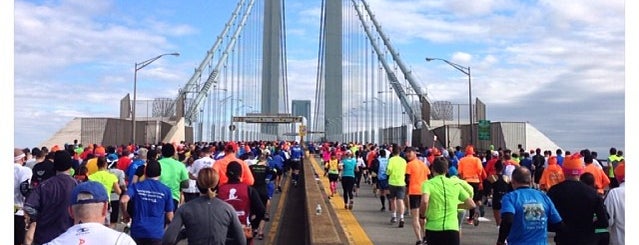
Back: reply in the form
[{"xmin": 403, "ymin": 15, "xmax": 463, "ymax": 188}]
[{"xmin": 12, "ymin": 0, "xmax": 626, "ymax": 155}]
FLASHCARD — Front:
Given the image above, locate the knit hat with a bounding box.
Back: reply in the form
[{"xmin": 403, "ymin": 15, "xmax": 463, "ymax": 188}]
[
  {"xmin": 614, "ymin": 160, "xmax": 625, "ymax": 182},
  {"xmin": 562, "ymin": 153, "xmax": 584, "ymax": 176},
  {"xmin": 54, "ymin": 150, "xmax": 73, "ymax": 171}
]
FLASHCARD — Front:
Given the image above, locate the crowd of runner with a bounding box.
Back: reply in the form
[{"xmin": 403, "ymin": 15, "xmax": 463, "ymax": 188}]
[
  {"xmin": 13, "ymin": 139, "xmax": 625, "ymax": 245},
  {"xmin": 14, "ymin": 140, "xmax": 304, "ymax": 245},
  {"xmin": 315, "ymin": 142, "xmax": 625, "ymax": 245}
]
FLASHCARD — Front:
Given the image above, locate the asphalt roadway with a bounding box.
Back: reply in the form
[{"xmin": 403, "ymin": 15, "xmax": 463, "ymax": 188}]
[{"xmin": 309, "ymin": 155, "xmax": 557, "ymax": 245}]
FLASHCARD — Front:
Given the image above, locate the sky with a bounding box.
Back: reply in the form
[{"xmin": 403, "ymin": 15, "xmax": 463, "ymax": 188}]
[{"xmin": 12, "ymin": 0, "xmax": 627, "ymax": 155}]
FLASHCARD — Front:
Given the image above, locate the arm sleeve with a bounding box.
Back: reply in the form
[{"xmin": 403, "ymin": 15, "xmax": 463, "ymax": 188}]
[
  {"xmin": 497, "ymin": 213, "xmax": 514, "ymax": 243},
  {"xmin": 162, "ymin": 208, "xmax": 184, "ymax": 245}
]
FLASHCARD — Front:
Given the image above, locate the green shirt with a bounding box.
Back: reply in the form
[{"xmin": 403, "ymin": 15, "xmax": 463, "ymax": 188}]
[
  {"xmin": 421, "ymin": 175, "xmax": 470, "ymax": 231},
  {"xmin": 159, "ymin": 157, "xmax": 189, "ymax": 201},
  {"xmin": 89, "ymin": 170, "xmax": 118, "ymax": 195},
  {"xmin": 386, "ymin": 156, "xmax": 407, "ymax": 186},
  {"xmin": 449, "ymin": 176, "xmax": 474, "ymax": 211}
]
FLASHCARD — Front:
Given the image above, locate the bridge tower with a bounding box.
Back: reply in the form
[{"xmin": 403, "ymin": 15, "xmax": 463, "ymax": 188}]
[
  {"xmin": 324, "ymin": 0, "xmax": 343, "ymax": 140},
  {"xmin": 261, "ymin": 0, "xmax": 283, "ymax": 136}
]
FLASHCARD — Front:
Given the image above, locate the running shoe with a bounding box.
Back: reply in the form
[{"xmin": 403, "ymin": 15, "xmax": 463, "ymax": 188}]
[
  {"xmin": 390, "ymin": 217, "xmax": 397, "ymax": 224},
  {"xmin": 349, "ymin": 201, "xmax": 354, "ymax": 210},
  {"xmin": 380, "ymin": 206, "xmax": 386, "ymax": 212},
  {"xmin": 264, "ymin": 213, "xmax": 270, "ymax": 222},
  {"xmin": 398, "ymin": 219, "xmax": 405, "ymax": 228},
  {"xmin": 415, "ymin": 240, "xmax": 423, "ymax": 245},
  {"xmin": 472, "ymin": 211, "xmax": 480, "ymax": 226}
]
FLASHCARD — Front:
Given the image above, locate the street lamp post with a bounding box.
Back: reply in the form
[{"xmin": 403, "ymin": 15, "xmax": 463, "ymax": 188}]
[
  {"xmin": 132, "ymin": 52, "xmax": 179, "ymax": 145},
  {"xmin": 425, "ymin": 57, "xmax": 473, "ymax": 147}
]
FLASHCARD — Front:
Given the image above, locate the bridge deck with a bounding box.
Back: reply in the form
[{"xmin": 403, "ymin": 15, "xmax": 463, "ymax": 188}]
[{"xmin": 308, "ymin": 155, "xmax": 550, "ymax": 245}]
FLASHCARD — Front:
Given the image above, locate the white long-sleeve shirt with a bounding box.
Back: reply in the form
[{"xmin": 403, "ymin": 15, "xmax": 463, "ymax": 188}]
[{"xmin": 604, "ymin": 182, "xmax": 625, "ymax": 245}]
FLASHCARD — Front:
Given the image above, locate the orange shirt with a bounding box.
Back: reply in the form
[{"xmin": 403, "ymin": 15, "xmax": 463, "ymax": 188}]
[
  {"xmin": 406, "ymin": 159, "xmax": 430, "ymax": 195},
  {"xmin": 458, "ymin": 155, "xmax": 485, "ymax": 183},
  {"xmin": 366, "ymin": 151, "xmax": 377, "ymax": 168},
  {"xmin": 213, "ymin": 154, "xmax": 255, "ymax": 186},
  {"xmin": 539, "ymin": 164, "xmax": 564, "ymax": 191},
  {"xmin": 584, "ymin": 164, "xmax": 610, "ymax": 195}
]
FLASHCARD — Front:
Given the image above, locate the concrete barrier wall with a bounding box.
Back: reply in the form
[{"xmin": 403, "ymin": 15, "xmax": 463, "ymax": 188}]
[{"xmin": 304, "ymin": 155, "xmax": 349, "ymax": 245}]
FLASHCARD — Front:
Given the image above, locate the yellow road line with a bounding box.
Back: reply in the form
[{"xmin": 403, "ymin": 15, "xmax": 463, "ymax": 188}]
[
  {"xmin": 267, "ymin": 169, "xmax": 291, "ymax": 245},
  {"xmin": 309, "ymin": 156, "xmax": 373, "ymax": 245}
]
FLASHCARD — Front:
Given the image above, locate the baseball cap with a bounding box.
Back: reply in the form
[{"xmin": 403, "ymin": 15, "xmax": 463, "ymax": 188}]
[
  {"xmin": 492, "ymin": 151, "xmax": 499, "ymax": 157},
  {"xmin": 94, "ymin": 146, "xmax": 106, "ymax": 157},
  {"xmin": 70, "ymin": 181, "xmax": 109, "ymax": 205}
]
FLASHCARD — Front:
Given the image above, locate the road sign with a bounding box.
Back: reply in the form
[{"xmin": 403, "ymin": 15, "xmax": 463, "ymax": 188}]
[
  {"xmin": 478, "ymin": 120, "xmax": 491, "ymax": 141},
  {"xmin": 232, "ymin": 116, "xmax": 303, "ymax": 123},
  {"xmin": 299, "ymin": 125, "xmax": 307, "ymax": 137},
  {"xmin": 229, "ymin": 124, "xmax": 236, "ymax": 131}
]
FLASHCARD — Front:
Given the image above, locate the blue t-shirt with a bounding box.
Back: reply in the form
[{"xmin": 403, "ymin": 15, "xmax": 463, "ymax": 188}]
[
  {"xmin": 128, "ymin": 179, "xmax": 174, "ymax": 239},
  {"xmin": 341, "ymin": 158, "xmax": 357, "ymax": 178},
  {"xmin": 126, "ymin": 159, "xmax": 145, "ymax": 184},
  {"xmin": 556, "ymin": 155, "xmax": 564, "ymax": 166},
  {"xmin": 291, "ymin": 146, "xmax": 303, "ymax": 160},
  {"xmin": 269, "ymin": 155, "xmax": 284, "ymax": 170},
  {"xmin": 500, "ymin": 187, "xmax": 562, "ymax": 245},
  {"xmin": 520, "ymin": 158, "xmax": 533, "ymax": 170},
  {"xmin": 377, "ymin": 157, "xmax": 389, "ymax": 180}
]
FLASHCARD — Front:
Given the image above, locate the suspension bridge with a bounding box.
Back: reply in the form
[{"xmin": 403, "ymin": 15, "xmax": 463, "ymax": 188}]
[{"xmin": 38, "ymin": 1, "xmax": 563, "ymax": 244}]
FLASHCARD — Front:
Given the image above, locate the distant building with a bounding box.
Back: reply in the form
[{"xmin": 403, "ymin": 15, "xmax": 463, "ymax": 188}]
[{"xmin": 291, "ymin": 100, "xmax": 311, "ymax": 134}]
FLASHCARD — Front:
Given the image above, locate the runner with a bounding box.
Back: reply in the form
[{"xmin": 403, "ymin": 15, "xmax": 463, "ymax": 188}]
[
  {"xmin": 325, "ymin": 152, "xmax": 340, "ymax": 197},
  {"xmin": 386, "ymin": 145, "xmax": 407, "ymax": 227},
  {"xmin": 579, "ymin": 173, "xmax": 610, "ymax": 245},
  {"xmin": 583, "ymin": 153, "xmax": 610, "ymax": 196},
  {"xmin": 547, "ymin": 153, "xmax": 608, "ymax": 245},
  {"xmin": 340, "ymin": 150, "xmax": 359, "ymax": 210},
  {"xmin": 539, "ymin": 156, "xmax": 564, "ymax": 192},
  {"xmin": 46, "ymin": 181, "xmax": 136, "ymax": 245},
  {"xmin": 354, "ymin": 151, "xmax": 367, "ymax": 197},
  {"xmin": 162, "ymin": 168, "xmax": 246, "ymax": 245},
  {"xmin": 488, "ymin": 160, "xmax": 512, "ymax": 229},
  {"xmin": 158, "ymin": 143, "xmax": 189, "ymax": 214},
  {"xmin": 24, "ymin": 150, "xmax": 79, "ymax": 245},
  {"xmin": 88, "ymin": 155, "xmax": 122, "ymax": 227},
  {"xmin": 404, "ymin": 147, "xmax": 429, "ymax": 244},
  {"xmin": 421, "ymin": 157, "xmax": 476, "ymax": 245},
  {"xmin": 14, "ymin": 148, "xmax": 32, "ymax": 245},
  {"xmin": 604, "ymin": 161, "xmax": 625, "ymax": 245},
  {"xmin": 218, "ymin": 161, "xmax": 265, "ymax": 245},
  {"xmin": 496, "ymin": 167, "xmax": 563, "ymax": 245},
  {"xmin": 290, "ymin": 142, "xmax": 304, "ymax": 187},
  {"xmin": 120, "ymin": 160, "xmax": 174, "ymax": 244},
  {"xmin": 249, "ymin": 153, "xmax": 277, "ymax": 240},
  {"xmin": 373, "ymin": 148, "xmax": 390, "ymax": 211},
  {"xmin": 457, "ymin": 145, "xmax": 485, "ymax": 226}
]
